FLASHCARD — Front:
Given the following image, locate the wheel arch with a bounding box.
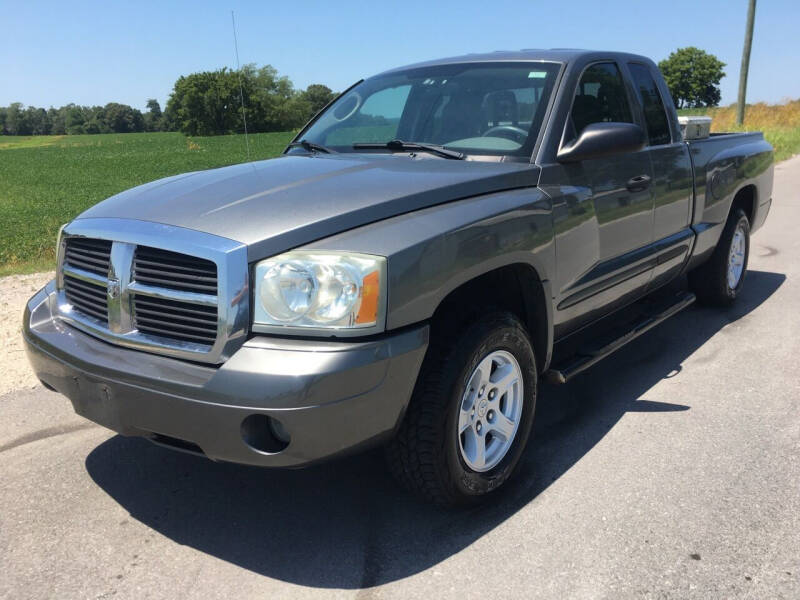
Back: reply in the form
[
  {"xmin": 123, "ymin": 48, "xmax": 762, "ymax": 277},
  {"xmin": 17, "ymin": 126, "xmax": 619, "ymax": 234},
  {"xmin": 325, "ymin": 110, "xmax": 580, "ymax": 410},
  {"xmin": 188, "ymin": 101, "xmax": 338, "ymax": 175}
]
[
  {"xmin": 427, "ymin": 262, "xmax": 553, "ymax": 374},
  {"xmin": 730, "ymin": 183, "xmax": 758, "ymax": 225}
]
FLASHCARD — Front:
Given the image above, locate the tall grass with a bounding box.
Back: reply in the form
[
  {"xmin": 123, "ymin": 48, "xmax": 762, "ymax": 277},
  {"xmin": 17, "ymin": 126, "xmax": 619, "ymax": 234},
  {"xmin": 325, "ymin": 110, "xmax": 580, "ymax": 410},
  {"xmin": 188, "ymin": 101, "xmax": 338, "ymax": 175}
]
[{"xmin": 679, "ymin": 100, "xmax": 800, "ymax": 161}]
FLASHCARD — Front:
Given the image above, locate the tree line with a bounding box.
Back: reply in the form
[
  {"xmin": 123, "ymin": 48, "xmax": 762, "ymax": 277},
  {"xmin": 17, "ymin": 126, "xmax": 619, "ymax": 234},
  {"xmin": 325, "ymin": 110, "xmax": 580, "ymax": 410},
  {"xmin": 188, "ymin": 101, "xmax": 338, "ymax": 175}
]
[
  {"xmin": 1, "ymin": 48, "xmax": 727, "ymax": 136},
  {"xmin": 0, "ymin": 100, "xmax": 165, "ymax": 135},
  {"xmin": 0, "ymin": 63, "xmax": 335, "ymax": 137}
]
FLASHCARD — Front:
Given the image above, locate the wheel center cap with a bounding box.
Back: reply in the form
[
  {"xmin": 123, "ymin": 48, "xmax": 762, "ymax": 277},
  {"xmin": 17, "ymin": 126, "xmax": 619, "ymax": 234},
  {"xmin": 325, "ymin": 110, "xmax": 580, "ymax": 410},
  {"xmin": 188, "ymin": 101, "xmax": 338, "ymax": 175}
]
[{"xmin": 477, "ymin": 400, "xmax": 488, "ymax": 418}]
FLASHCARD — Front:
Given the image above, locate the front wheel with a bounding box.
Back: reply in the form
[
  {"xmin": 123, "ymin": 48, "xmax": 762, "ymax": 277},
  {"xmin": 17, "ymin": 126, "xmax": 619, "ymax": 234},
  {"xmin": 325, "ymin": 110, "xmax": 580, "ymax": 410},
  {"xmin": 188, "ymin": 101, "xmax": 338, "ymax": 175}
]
[
  {"xmin": 689, "ymin": 208, "xmax": 751, "ymax": 306},
  {"xmin": 386, "ymin": 312, "xmax": 537, "ymax": 506}
]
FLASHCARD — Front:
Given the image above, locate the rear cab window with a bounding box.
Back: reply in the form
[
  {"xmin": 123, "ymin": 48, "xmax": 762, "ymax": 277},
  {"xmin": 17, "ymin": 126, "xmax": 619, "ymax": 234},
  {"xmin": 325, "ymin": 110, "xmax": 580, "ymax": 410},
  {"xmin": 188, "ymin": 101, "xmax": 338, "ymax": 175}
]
[
  {"xmin": 628, "ymin": 63, "xmax": 672, "ymax": 146},
  {"xmin": 568, "ymin": 62, "xmax": 634, "ymax": 141}
]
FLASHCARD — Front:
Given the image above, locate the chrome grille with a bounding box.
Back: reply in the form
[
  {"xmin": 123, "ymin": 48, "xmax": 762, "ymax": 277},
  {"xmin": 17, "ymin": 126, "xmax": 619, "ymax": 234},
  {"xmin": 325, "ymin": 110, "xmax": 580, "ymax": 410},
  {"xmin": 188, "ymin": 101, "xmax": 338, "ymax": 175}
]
[
  {"xmin": 63, "ymin": 275, "xmax": 108, "ymax": 322},
  {"xmin": 64, "ymin": 238, "xmax": 112, "ymax": 277},
  {"xmin": 133, "ymin": 295, "xmax": 218, "ymax": 345},
  {"xmin": 133, "ymin": 246, "xmax": 218, "ymax": 294},
  {"xmin": 55, "ymin": 219, "xmax": 249, "ymax": 364}
]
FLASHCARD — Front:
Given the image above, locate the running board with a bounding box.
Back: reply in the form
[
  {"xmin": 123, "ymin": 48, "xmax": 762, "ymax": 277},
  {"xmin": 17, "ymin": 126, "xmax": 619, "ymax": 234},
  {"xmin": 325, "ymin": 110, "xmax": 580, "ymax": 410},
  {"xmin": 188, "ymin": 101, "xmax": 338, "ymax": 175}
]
[{"xmin": 544, "ymin": 291, "xmax": 696, "ymax": 384}]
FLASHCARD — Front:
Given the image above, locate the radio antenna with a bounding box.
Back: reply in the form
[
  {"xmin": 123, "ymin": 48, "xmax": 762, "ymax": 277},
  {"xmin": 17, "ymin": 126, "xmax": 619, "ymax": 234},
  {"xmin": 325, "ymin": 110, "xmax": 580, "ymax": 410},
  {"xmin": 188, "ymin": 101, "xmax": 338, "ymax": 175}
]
[{"xmin": 231, "ymin": 10, "xmax": 251, "ymax": 161}]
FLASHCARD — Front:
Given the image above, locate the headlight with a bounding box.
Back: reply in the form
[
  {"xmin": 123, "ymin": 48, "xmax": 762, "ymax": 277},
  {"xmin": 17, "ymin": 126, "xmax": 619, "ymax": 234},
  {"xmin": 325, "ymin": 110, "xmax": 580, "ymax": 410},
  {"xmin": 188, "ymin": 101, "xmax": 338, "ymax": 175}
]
[{"xmin": 252, "ymin": 251, "xmax": 386, "ymax": 335}]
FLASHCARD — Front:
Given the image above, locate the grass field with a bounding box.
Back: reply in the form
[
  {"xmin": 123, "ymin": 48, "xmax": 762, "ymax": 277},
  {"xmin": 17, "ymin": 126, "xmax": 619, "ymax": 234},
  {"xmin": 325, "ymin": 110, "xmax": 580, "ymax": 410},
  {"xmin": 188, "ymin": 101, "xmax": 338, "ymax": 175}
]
[
  {"xmin": 2, "ymin": 104, "xmax": 798, "ymax": 276},
  {"xmin": 678, "ymin": 100, "xmax": 800, "ymax": 162},
  {"xmin": 0, "ymin": 131, "xmax": 294, "ymax": 276}
]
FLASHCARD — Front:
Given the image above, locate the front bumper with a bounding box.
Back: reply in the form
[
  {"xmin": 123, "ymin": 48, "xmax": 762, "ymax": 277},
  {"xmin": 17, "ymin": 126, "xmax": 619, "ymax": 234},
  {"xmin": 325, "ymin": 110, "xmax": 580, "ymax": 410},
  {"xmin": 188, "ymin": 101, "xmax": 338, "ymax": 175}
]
[{"xmin": 24, "ymin": 282, "xmax": 429, "ymax": 467}]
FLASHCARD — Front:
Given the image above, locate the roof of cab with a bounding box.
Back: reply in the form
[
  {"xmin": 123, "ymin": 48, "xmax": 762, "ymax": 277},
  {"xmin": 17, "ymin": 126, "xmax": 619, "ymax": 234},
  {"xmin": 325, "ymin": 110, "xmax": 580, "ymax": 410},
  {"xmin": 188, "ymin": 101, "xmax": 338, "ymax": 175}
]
[{"xmin": 376, "ymin": 49, "xmax": 653, "ymax": 76}]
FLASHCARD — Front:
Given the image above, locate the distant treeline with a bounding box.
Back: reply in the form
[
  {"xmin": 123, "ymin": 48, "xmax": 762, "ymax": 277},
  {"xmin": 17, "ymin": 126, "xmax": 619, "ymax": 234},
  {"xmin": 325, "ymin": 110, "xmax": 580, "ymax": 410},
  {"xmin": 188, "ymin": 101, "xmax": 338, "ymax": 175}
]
[
  {"xmin": 0, "ymin": 100, "xmax": 166, "ymax": 135},
  {"xmin": 0, "ymin": 63, "xmax": 335, "ymax": 137}
]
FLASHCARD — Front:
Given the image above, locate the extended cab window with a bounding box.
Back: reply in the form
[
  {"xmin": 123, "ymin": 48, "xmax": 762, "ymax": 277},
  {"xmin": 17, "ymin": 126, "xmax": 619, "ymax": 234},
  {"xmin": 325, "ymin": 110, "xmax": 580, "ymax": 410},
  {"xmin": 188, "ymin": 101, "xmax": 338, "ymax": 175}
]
[
  {"xmin": 570, "ymin": 62, "xmax": 633, "ymax": 139},
  {"xmin": 628, "ymin": 63, "xmax": 671, "ymax": 145},
  {"xmin": 298, "ymin": 62, "xmax": 561, "ymax": 157}
]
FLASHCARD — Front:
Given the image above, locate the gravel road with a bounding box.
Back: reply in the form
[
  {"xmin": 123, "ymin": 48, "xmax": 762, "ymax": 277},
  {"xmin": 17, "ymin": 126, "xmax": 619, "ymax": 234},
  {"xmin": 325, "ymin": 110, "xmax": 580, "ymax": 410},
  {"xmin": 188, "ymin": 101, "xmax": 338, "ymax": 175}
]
[
  {"xmin": 0, "ymin": 271, "xmax": 53, "ymax": 396},
  {"xmin": 1, "ymin": 157, "xmax": 798, "ymax": 599}
]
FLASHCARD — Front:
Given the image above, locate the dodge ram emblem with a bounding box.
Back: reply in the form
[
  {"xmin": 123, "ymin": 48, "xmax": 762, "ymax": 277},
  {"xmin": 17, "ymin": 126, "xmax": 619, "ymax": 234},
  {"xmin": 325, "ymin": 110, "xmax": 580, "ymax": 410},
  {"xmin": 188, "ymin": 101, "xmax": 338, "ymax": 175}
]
[{"xmin": 107, "ymin": 278, "xmax": 120, "ymax": 299}]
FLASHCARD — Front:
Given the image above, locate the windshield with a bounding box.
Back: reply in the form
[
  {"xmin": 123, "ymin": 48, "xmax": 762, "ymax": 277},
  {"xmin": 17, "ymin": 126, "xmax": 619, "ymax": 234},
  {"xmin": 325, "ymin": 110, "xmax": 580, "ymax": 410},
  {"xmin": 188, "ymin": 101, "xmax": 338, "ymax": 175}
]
[{"xmin": 297, "ymin": 62, "xmax": 561, "ymax": 157}]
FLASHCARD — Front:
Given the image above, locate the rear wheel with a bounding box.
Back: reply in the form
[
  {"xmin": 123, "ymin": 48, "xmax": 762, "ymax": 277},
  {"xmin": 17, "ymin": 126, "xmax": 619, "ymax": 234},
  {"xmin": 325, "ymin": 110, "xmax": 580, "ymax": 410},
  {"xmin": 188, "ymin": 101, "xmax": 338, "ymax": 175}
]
[
  {"xmin": 689, "ymin": 208, "xmax": 750, "ymax": 306},
  {"xmin": 387, "ymin": 312, "xmax": 537, "ymax": 506}
]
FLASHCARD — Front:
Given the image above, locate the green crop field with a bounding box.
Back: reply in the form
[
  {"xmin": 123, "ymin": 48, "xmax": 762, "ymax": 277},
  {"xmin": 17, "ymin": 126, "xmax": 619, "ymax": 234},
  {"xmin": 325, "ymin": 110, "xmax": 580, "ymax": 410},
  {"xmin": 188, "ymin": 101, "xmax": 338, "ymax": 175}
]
[
  {"xmin": 0, "ymin": 131, "xmax": 295, "ymax": 276},
  {"xmin": 3, "ymin": 107, "xmax": 798, "ymax": 277}
]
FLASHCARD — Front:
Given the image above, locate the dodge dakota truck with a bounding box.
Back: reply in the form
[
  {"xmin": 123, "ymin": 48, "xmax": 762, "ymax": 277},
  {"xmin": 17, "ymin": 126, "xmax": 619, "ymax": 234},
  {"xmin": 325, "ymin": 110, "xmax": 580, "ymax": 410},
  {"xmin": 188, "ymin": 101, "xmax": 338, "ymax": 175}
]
[{"xmin": 24, "ymin": 50, "xmax": 773, "ymax": 505}]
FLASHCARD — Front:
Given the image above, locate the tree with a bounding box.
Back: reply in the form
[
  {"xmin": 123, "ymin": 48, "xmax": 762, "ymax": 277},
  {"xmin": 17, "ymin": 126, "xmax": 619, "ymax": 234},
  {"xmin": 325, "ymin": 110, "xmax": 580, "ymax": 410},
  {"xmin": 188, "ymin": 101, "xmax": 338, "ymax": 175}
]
[
  {"xmin": 299, "ymin": 84, "xmax": 335, "ymax": 117},
  {"xmin": 144, "ymin": 98, "xmax": 164, "ymax": 131},
  {"xmin": 0, "ymin": 63, "xmax": 331, "ymax": 136},
  {"xmin": 25, "ymin": 106, "xmax": 50, "ymax": 135},
  {"xmin": 658, "ymin": 47, "xmax": 726, "ymax": 108},
  {"xmin": 64, "ymin": 104, "xmax": 87, "ymax": 134},
  {"xmin": 166, "ymin": 68, "xmax": 245, "ymax": 136},
  {"xmin": 4, "ymin": 103, "xmax": 29, "ymax": 135},
  {"xmin": 165, "ymin": 64, "xmax": 313, "ymax": 136},
  {"xmin": 103, "ymin": 102, "xmax": 144, "ymax": 133},
  {"xmin": 48, "ymin": 107, "xmax": 65, "ymax": 134}
]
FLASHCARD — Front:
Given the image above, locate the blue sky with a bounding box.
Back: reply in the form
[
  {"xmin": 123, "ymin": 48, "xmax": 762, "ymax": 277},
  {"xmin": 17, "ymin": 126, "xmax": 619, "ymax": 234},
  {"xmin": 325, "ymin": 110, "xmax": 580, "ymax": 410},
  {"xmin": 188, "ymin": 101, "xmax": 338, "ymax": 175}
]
[{"xmin": 2, "ymin": 0, "xmax": 798, "ymax": 111}]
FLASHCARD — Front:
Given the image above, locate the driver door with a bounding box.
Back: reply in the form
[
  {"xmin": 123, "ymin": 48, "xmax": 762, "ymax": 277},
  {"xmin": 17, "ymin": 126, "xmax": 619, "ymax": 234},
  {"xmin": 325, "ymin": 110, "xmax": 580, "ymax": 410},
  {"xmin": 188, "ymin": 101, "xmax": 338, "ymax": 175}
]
[{"xmin": 550, "ymin": 61, "xmax": 656, "ymax": 333}]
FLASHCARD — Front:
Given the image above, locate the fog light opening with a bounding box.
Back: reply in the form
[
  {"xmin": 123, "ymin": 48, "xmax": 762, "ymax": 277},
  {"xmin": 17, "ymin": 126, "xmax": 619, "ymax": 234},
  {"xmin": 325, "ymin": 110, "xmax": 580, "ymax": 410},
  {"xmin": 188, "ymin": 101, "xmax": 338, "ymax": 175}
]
[{"xmin": 241, "ymin": 414, "xmax": 290, "ymax": 454}]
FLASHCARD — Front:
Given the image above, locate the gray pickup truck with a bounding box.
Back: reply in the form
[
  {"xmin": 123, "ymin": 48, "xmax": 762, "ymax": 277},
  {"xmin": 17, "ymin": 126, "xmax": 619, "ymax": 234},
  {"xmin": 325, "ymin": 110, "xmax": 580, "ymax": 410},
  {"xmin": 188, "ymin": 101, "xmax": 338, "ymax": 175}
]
[{"xmin": 24, "ymin": 50, "xmax": 773, "ymax": 505}]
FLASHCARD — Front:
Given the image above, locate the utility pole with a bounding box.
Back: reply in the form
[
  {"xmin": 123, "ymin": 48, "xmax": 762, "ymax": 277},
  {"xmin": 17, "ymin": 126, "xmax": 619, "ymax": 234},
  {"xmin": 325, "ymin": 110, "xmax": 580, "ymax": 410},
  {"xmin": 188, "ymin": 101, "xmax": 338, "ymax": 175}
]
[{"xmin": 736, "ymin": 0, "xmax": 757, "ymax": 125}]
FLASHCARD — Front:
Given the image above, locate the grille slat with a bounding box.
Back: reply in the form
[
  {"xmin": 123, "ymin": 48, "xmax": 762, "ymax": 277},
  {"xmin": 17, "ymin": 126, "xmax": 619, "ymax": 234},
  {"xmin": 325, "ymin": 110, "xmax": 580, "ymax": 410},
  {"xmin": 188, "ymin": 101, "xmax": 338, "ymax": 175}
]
[
  {"xmin": 64, "ymin": 238, "xmax": 111, "ymax": 277},
  {"xmin": 66, "ymin": 247, "xmax": 111, "ymax": 260},
  {"xmin": 131, "ymin": 247, "xmax": 218, "ymax": 346},
  {"xmin": 64, "ymin": 285, "xmax": 105, "ymax": 305},
  {"xmin": 64, "ymin": 276, "xmax": 107, "ymax": 295},
  {"xmin": 133, "ymin": 274, "xmax": 217, "ymax": 293},
  {"xmin": 135, "ymin": 257, "xmax": 216, "ymax": 276},
  {"xmin": 134, "ymin": 326, "xmax": 216, "ymax": 344},
  {"xmin": 68, "ymin": 299, "xmax": 108, "ymax": 322},
  {"xmin": 133, "ymin": 247, "xmax": 218, "ymax": 294},
  {"xmin": 64, "ymin": 258, "xmax": 107, "ymax": 274},
  {"xmin": 134, "ymin": 266, "xmax": 217, "ymax": 282},
  {"xmin": 135, "ymin": 306, "xmax": 217, "ymax": 326},
  {"xmin": 63, "ymin": 274, "xmax": 108, "ymax": 322},
  {"xmin": 65, "ymin": 251, "xmax": 109, "ymax": 267},
  {"xmin": 136, "ymin": 316, "xmax": 219, "ymax": 336},
  {"xmin": 134, "ymin": 294, "xmax": 218, "ymax": 345},
  {"xmin": 133, "ymin": 296, "xmax": 218, "ymax": 319}
]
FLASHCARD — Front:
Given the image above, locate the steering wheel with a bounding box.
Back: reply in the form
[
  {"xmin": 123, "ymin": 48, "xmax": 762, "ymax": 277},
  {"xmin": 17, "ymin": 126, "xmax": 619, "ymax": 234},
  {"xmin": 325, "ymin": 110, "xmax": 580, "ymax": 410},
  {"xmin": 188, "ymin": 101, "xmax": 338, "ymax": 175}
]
[{"xmin": 481, "ymin": 125, "xmax": 528, "ymax": 144}]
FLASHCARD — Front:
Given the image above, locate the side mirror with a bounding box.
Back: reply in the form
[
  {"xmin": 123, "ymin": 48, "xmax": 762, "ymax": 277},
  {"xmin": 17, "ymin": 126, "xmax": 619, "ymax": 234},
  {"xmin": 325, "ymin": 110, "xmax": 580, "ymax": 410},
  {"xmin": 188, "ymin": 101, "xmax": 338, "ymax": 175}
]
[{"xmin": 557, "ymin": 122, "xmax": 646, "ymax": 163}]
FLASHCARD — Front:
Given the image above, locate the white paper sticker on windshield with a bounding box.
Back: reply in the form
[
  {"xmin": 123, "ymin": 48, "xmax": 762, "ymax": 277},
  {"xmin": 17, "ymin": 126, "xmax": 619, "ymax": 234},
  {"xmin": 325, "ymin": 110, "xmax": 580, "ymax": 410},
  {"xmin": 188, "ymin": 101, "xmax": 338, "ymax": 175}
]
[{"xmin": 528, "ymin": 71, "xmax": 547, "ymax": 78}]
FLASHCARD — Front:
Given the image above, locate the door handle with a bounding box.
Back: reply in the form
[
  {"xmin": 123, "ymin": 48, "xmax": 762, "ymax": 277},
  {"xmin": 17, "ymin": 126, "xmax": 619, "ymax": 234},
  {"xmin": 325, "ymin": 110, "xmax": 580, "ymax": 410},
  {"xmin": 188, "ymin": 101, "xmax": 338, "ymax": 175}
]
[{"xmin": 626, "ymin": 174, "xmax": 652, "ymax": 192}]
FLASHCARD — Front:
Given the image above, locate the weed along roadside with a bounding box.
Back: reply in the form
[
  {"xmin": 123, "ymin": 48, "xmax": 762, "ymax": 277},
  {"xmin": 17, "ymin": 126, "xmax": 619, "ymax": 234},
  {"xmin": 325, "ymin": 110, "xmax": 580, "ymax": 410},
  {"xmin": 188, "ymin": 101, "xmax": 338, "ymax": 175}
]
[{"xmin": 679, "ymin": 99, "xmax": 800, "ymax": 161}]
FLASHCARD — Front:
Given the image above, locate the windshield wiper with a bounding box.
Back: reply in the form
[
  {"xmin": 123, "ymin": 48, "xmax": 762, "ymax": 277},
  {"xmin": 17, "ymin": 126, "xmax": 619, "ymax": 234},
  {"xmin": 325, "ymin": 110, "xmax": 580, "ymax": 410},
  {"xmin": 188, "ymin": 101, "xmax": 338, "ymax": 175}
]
[
  {"xmin": 353, "ymin": 139, "xmax": 465, "ymax": 160},
  {"xmin": 288, "ymin": 139, "xmax": 336, "ymax": 154}
]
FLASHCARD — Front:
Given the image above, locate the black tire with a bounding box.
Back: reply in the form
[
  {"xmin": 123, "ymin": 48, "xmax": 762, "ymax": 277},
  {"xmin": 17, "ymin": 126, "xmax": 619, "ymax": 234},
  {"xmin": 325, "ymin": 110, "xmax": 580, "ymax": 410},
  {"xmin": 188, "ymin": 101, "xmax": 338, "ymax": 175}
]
[
  {"xmin": 689, "ymin": 208, "xmax": 750, "ymax": 306},
  {"xmin": 386, "ymin": 312, "xmax": 537, "ymax": 506}
]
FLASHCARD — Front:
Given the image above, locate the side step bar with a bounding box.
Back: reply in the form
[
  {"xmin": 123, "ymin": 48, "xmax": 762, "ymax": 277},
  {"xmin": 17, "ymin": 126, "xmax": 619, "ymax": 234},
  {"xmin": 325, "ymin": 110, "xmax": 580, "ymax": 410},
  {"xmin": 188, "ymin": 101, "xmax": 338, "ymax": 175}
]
[{"xmin": 544, "ymin": 291, "xmax": 696, "ymax": 385}]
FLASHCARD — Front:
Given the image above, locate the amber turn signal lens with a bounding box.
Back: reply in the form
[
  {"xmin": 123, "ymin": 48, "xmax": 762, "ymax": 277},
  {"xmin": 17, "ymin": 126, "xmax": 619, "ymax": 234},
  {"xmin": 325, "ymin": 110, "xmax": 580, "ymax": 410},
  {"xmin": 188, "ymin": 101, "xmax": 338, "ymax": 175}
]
[{"xmin": 356, "ymin": 270, "xmax": 380, "ymax": 324}]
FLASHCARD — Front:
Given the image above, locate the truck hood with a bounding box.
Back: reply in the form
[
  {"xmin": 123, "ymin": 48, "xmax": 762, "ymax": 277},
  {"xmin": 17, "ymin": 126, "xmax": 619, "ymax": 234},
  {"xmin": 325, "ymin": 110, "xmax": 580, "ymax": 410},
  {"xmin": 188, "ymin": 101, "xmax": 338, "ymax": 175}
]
[{"xmin": 78, "ymin": 154, "xmax": 539, "ymax": 261}]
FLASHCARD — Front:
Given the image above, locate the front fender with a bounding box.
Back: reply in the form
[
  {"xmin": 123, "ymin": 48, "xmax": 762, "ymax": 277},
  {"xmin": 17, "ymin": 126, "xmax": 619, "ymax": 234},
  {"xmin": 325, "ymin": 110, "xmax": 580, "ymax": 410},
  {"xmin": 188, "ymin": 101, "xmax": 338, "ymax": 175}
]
[{"xmin": 303, "ymin": 187, "xmax": 555, "ymax": 330}]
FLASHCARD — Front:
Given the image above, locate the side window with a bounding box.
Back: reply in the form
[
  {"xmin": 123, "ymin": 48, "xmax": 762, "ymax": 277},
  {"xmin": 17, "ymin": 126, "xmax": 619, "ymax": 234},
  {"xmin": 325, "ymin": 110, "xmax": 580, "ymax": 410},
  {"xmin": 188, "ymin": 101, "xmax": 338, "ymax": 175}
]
[
  {"xmin": 570, "ymin": 63, "xmax": 633, "ymax": 138},
  {"xmin": 324, "ymin": 85, "xmax": 411, "ymax": 145},
  {"xmin": 628, "ymin": 63, "xmax": 671, "ymax": 145}
]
